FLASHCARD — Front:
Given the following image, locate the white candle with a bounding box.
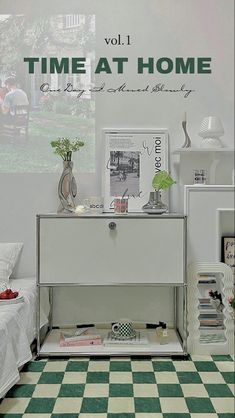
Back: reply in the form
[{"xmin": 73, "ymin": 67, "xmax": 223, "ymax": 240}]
[
  {"xmin": 74, "ymin": 205, "xmax": 86, "ymax": 215},
  {"xmin": 183, "ymin": 112, "xmax": 187, "ymax": 123}
]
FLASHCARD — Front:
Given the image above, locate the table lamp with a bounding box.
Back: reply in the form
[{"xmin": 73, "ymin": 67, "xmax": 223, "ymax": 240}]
[{"xmin": 199, "ymin": 116, "xmax": 224, "ymax": 148}]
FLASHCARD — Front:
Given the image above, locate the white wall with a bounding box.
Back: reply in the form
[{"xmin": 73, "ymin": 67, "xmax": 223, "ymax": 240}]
[{"xmin": 0, "ymin": 0, "xmax": 234, "ymax": 323}]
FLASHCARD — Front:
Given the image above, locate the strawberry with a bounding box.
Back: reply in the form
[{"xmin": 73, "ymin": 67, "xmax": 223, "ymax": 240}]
[
  {"xmin": 0, "ymin": 290, "xmax": 9, "ymax": 299},
  {"xmin": 0, "ymin": 288, "xmax": 19, "ymax": 299}
]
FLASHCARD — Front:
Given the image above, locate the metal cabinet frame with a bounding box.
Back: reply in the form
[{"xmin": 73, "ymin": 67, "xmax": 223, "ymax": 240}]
[{"xmin": 36, "ymin": 213, "xmax": 187, "ymax": 357}]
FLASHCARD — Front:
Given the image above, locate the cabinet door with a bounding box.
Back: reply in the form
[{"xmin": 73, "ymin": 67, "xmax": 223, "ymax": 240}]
[{"xmin": 39, "ymin": 218, "xmax": 185, "ymax": 284}]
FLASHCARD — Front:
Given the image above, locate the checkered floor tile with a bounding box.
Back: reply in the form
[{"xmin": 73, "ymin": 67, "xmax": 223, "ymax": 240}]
[{"xmin": 0, "ymin": 355, "xmax": 234, "ymax": 417}]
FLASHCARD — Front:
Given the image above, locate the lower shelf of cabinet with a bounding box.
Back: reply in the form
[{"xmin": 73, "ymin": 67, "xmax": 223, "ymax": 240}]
[{"xmin": 38, "ymin": 328, "xmax": 185, "ymax": 357}]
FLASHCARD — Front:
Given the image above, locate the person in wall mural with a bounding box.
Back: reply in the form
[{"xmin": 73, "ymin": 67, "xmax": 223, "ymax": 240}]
[
  {"xmin": 1, "ymin": 76, "xmax": 29, "ymax": 120},
  {"xmin": 0, "ymin": 79, "xmax": 8, "ymax": 104}
]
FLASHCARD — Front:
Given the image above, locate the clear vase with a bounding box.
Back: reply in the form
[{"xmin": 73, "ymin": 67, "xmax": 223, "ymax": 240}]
[
  {"xmin": 57, "ymin": 160, "xmax": 77, "ymax": 213},
  {"xmin": 142, "ymin": 191, "xmax": 168, "ymax": 214}
]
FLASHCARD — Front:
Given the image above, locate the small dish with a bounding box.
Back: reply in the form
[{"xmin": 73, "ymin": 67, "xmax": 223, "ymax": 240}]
[{"xmin": 110, "ymin": 330, "xmax": 136, "ymax": 340}]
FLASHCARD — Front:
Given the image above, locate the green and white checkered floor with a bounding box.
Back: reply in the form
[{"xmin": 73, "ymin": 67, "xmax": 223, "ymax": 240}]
[{"xmin": 0, "ymin": 355, "xmax": 234, "ymax": 417}]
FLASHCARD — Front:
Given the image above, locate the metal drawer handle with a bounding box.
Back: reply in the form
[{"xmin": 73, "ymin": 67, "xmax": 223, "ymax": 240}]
[{"xmin": 109, "ymin": 222, "xmax": 116, "ymax": 230}]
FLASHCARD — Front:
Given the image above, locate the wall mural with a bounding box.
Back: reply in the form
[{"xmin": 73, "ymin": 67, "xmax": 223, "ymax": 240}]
[{"xmin": 0, "ymin": 14, "xmax": 95, "ymax": 173}]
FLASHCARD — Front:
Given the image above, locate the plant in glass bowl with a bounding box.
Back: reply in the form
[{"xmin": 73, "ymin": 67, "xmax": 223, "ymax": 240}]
[
  {"xmin": 142, "ymin": 170, "xmax": 176, "ymax": 214},
  {"xmin": 51, "ymin": 137, "xmax": 84, "ymax": 213}
]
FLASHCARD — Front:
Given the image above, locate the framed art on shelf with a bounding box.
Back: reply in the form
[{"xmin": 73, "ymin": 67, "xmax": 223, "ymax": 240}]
[
  {"xmin": 102, "ymin": 129, "xmax": 169, "ymax": 212},
  {"xmin": 221, "ymin": 236, "xmax": 235, "ymax": 279}
]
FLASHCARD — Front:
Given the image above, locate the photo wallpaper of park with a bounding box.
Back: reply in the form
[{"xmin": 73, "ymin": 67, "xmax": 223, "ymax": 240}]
[{"xmin": 0, "ymin": 14, "xmax": 95, "ymax": 172}]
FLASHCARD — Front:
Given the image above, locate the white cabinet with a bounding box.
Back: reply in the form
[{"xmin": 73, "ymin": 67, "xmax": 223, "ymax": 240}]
[
  {"xmin": 38, "ymin": 215, "xmax": 185, "ymax": 285},
  {"xmin": 37, "ymin": 213, "xmax": 187, "ymax": 357}
]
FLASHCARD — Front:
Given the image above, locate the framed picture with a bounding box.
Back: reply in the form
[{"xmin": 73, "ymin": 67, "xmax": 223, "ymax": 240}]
[
  {"xmin": 102, "ymin": 129, "xmax": 169, "ymax": 212},
  {"xmin": 222, "ymin": 236, "xmax": 235, "ymax": 278}
]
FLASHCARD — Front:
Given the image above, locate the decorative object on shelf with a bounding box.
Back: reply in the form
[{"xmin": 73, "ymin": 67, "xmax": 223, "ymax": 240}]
[
  {"xmin": 114, "ymin": 197, "xmax": 128, "ymax": 214},
  {"xmin": 74, "ymin": 205, "xmax": 86, "ymax": 215},
  {"xmin": 228, "ymin": 295, "xmax": 235, "ymax": 319},
  {"xmin": 142, "ymin": 191, "xmax": 167, "ymax": 214},
  {"xmin": 111, "ymin": 319, "xmax": 136, "ymax": 340},
  {"xmin": 208, "ymin": 289, "xmax": 224, "ymax": 312},
  {"xmin": 142, "ymin": 170, "xmax": 176, "ymax": 214},
  {"xmin": 199, "ymin": 116, "xmax": 224, "ymax": 148},
  {"xmin": 83, "ymin": 197, "xmax": 104, "ymax": 213},
  {"xmin": 103, "ymin": 330, "xmax": 148, "ymax": 345},
  {"xmin": 51, "ymin": 137, "xmax": 84, "ymax": 213},
  {"xmin": 102, "ymin": 129, "xmax": 169, "ymax": 212},
  {"xmin": 222, "ymin": 236, "xmax": 235, "ymax": 280},
  {"xmin": 181, "ymin": 111, "xmax": 192, "ymax": 148},
  {"xmin": 159, "ymin": 323, "xmax": 169, "ymax": 345},
  {"xmin": 193, "ymin": 169, "xmax": 207, "ymax": 184},
  {"xmin": 188, "ymin": 262, "xmax": 234, "ymax": 355}
]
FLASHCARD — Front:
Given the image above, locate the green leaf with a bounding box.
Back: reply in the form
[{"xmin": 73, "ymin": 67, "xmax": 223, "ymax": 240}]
[{"xmin": 152, "ymin": 170, "xmax": 176, "ymax": 191}]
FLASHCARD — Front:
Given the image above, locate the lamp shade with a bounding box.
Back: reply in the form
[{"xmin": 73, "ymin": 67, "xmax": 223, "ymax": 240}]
[
  {"xmin": 199, "ymin": 116, "xmax": 224, "ymax": 148},
  {"xmin": 199, "ymin": 116, "xmax": 224, "ymax": 138}
]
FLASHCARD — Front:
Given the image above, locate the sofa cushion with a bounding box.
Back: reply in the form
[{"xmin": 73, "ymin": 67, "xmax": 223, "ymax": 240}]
[{"xmin": 0, "ymin": 243, "xmax": 23, "ymax": 286}]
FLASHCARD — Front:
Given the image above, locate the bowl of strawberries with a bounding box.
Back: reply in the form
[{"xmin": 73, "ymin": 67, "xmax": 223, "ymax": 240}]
[
  {"xmin": 0, "ymin": 284, "xmax": 23, "ymax": 304},
  {"xmin": 0, "ymin": 288, "xmax": 19, "ymax": 300}
]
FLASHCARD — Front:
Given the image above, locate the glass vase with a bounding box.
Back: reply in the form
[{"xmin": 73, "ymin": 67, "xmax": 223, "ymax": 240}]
[
  {"xmin": 142, "ymin": 191, "xmax": 168, "ymax": 214},
  {"xmin": 57, "ymin": 160, "xmax": 77, "ymax": 213}
]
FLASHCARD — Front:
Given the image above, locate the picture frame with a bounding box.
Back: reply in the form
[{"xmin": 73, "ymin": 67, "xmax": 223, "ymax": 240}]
[
  {"xmin": 102, "ymin": 129, "xmax": 169, "ymax": 212},
  {"xmin": 221, "ymin": 236, "xmax": 235, "ymax": 278}
]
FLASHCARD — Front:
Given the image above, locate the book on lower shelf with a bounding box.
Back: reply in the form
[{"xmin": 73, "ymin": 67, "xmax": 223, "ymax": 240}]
[
  {"xmin": 59, "ymin": 327, "xmax": 102, "ymax": 347},
  {"xmin": 200, "ymin": 333, "xmax": 226, "ymax": 344}
]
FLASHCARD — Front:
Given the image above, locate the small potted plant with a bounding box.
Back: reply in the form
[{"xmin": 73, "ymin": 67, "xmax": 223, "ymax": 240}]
[
  {"xmin": 142, "ymin": 170, "xmax": 176, "ymax": 214},
  {"xmin": 51, "ymin": 137, "xmax": 84, "ymax": 161},
  {"xmin": 51, "ymin": 137, "xmax": 84, "ymax": 213}
]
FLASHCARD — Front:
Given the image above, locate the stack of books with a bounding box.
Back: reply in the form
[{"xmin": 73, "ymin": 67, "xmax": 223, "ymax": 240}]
[
  {"xmin": 198, "ymin": 274, "xmax": 226, "ymax": 344},
  {"xmin": 199, "ymin": 298, "xmax": 212, "ymax": 309},
  {"xmin": 200, "ymin": 333, "xmax": 226, "ymax": 344},
  {"xmin": 59, "ymin": 327, "xmax": 102, "ymax": 347},
  {"xmin": 198, "ymin": 274, "xmax": 217, "ymax": 284},
  {"xmin": 199, "ymin": 314, "xmax": 224, "ymax": 329}
]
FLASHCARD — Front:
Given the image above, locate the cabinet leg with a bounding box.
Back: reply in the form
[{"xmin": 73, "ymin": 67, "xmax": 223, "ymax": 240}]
[{"xmin": 49, "ymin": 287, "xmax": 53, "ymax": 331}]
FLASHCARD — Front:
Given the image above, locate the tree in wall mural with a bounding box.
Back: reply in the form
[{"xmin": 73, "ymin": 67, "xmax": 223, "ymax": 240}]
[{"xmin": 0, "ymin": 14, "xmax": 95, "ymax": 173}]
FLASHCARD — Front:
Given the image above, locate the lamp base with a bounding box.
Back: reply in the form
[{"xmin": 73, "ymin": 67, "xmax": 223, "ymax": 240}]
[{"xmin": 200, "ymin": 137, "xmax": 223, "ymax": 148}]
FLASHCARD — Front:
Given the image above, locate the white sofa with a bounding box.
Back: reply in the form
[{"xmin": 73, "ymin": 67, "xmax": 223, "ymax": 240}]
[{"xmin": 0, "ymin": 277, "xmax": 48, "ymax": 398}]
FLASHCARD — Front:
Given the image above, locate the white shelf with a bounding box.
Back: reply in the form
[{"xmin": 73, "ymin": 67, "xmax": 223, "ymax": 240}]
[
  {"xmin": 39, "ymin": 328, "xmax": 184, "ymax": 356},
  {"xmin": 173, "ymin": 148, "xmax": 234, "ymax": 155},
  {"xmin": 188, "ymin": 262, "xmax": 234, "ymax": 355}
]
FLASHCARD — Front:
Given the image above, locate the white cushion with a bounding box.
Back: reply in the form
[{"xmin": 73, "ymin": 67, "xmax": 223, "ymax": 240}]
[{"xmin": 0, "ymin": 243, "xmax": 23, "ymax": 286}]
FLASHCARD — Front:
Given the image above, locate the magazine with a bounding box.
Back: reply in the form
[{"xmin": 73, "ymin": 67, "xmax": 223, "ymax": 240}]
[
  {"xmin": 62, "ymin": 328, "xmax": 101, "ymax": 341},
  {"xmin": 59, "ymin": 327, "xmax": 102, "ymax": 347}
]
